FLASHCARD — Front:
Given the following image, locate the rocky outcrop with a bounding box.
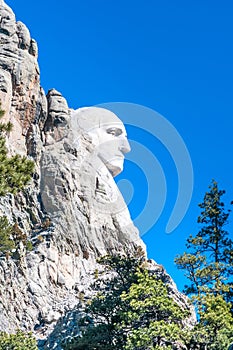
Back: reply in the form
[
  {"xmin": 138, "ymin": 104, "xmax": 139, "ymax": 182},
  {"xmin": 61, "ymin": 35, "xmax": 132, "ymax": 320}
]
[
  {"xmin": 0, "ymin": 1, "xmax": 196, "ymax": 348},
  {"xmin": 0, "ymin": 0, "xmax": 45, "ymax": 156}
]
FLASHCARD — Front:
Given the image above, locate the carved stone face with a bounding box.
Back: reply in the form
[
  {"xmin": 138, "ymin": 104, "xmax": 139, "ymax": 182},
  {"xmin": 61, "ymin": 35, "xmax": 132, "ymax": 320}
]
[
  {"xmin": 94, "ymin": 120, "xmax": 131, "ymax": 177},
  {"xmin": 71, "ymin": 107, "xmax": 131, "ymax": 177}
]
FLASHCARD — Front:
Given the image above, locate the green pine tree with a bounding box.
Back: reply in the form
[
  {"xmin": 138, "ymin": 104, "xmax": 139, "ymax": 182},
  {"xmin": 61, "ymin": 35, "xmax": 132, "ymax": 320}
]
[
  {"xmin": 0, "ymin": 102, "xmax": 34, "ymax": 257},
  {"xmin": 175, "ymin": 180, "xmax": 233, "ymax": 349},
  {"xmin": 0, "ymin": 330, "xmax": 38, "ymax": 350},
  {"xmin": 0, "ymin": 216, "xmax": 33, "ymax": 257},
  {"xmin": 64, "ymin": 251, "xmax": 191, "ymax": 350},
  {"xmin": 121, "ymin": 269, "xmax": 190, "ymax": 350},
  {"xmin": 0, "ymin": 103, "xmax": 34, "ymax": 197},
  {"xmin": 0, "ymin": 216, "xmax": 16, "ymax": 256}
]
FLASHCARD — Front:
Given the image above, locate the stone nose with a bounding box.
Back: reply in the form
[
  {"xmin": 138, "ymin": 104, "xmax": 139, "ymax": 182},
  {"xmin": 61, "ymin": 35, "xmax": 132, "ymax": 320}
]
[{"xmin": 119, "ymin": 137, "xmax": 131, "ymax": 154}]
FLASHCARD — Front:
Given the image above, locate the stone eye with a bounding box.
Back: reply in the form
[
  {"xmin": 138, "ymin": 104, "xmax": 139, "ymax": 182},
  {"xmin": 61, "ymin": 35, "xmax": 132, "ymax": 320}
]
[{"xmin": 107, "ymin": 128, "xmax": 123, "ymax": 136}]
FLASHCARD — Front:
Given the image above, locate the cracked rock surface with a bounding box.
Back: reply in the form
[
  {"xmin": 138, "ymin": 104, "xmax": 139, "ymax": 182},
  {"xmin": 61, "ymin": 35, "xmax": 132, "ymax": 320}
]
[{"xmin": 0, "ymin": 1, "xmax": 196, "ymax": 348}]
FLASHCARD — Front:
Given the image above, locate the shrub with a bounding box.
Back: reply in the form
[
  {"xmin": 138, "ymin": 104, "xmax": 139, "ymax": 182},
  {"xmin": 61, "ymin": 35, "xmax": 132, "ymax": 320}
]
[{"xmin": 0, "ymin": 330, "xmax": 38, "ymax": 350}]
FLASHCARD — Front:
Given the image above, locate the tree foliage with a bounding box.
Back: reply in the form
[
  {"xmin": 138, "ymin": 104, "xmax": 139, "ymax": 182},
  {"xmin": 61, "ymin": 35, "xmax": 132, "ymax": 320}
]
[
  {"xmin": 121, "ymin": 269, "xmax": 190, "ymax": 350},
  {"xmin": 64, "ymin": 250, "xmax": 192, "ymax": 350},
  {"xmin": 0, "ymin": 103, "xmax": 34, "ymax": 258},
  {"xmin": 0, "ymin": 216, "xmax": 33, "ymax": 257},
  {"xmin": 0, "ymin": 103, "xmax": 34, "ymax": 197},
  {"xmin": 0, "ymin": 330, "xmax": 38, "ymax": 350},
  {"xmin": 175, "ymin": 180, "xmax": 233, "ymax": 349},
  {"xmin": 0, "ymin": 216, "xmax": 16, "ymax": 256}
]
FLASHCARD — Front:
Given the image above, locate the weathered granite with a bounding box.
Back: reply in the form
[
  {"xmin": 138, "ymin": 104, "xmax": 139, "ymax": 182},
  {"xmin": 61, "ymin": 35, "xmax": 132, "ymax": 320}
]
[{"xmin": 0, "ymin": 1, "xmax": 196, "ymax": 348}]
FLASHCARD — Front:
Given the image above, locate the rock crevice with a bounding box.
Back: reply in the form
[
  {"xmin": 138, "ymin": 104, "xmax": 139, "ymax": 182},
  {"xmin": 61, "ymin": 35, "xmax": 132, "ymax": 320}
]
[{"xmin": 0, "ymin": 1, "xmax": 196, "ymax": 348}]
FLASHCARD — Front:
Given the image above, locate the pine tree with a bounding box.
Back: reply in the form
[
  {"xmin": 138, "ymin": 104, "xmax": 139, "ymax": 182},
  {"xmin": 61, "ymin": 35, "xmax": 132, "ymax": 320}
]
[
  {"xmin": 65, "ymin": 252, "xmax": 145, "ymax": 350},
  {"xmin": 0, "ymin": 103, "xmax": 34, "ymax": 257},
  {"xmin": 0, "ymin": 216, "xmax": 33, "ymax": 257},
  {"xmin": 0, "ymin": 330, "xmax": 38, "ymax": 350},
  {"xmin": 175, "ymin": 180, "xmax": 233, "ymax": 349},
  {"xmin": 121, "ymin": 269, "xmax": 190, "ymax": 350},
  {"xmin": 0, "ymin": 216, "xmax": 16, "ymax": 256},
  {"xmin": 175, "ymin": 180, "xmax": 233, "ymax": 300},
  {"xmin": 64, "ymin": 251, "xmax": 191, "ymax": 350},
  {"xmin": 195, "ymin": 294, "xmax": 233, "ymax": 350},
  {"xmin": 0, "ymin": 103, "xmax": 34, "ymax": 196}
]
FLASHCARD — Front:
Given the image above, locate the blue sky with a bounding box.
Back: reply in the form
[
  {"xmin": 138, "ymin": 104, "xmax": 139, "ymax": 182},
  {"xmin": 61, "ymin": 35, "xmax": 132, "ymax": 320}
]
[{"xmin": 6, "ymin": 0, "xmax": 233, "ymax": 290}]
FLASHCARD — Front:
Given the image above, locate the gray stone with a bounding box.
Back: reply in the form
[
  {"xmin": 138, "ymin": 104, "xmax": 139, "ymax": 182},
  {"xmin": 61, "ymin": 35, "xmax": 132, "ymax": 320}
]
[
  {"xmin": 0, "ymin": 1, "xmax": 196, "ymax": 349},
  {"xmin": 16, "ymin": 21, "xmax": 31, "ymax": 50}
]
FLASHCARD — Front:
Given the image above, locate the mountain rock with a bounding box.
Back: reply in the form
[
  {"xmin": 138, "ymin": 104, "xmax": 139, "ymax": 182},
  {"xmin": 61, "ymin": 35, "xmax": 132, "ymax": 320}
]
[{"xmin": 0, "ymin": 1, "xmax": 196, "ymax": 348}]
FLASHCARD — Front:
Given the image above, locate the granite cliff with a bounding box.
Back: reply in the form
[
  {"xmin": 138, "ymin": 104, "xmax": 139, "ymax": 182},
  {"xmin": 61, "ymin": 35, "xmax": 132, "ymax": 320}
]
[{"xmin": 0, "ymin": 1, "xmax": 195, "ymax": 348}]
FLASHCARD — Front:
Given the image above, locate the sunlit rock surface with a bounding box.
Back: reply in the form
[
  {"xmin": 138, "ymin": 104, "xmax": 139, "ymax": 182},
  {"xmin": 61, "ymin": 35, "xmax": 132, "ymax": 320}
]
[{"xmin": 0, "ymin": 1, "xmax": 196, "ymax": 348}]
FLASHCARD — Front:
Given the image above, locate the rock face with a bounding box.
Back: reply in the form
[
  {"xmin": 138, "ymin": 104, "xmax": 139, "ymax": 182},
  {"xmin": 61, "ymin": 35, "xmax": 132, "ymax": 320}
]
[{"xmin": 0, "ymin": 1, "xmax": 196, "ymax": 348}]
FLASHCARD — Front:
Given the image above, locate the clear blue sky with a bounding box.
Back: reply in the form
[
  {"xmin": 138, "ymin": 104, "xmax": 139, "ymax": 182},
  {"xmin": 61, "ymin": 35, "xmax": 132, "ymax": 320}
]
[{"xmin": 6, "ymin": 0, "xmax": 233, "ymax": 290}]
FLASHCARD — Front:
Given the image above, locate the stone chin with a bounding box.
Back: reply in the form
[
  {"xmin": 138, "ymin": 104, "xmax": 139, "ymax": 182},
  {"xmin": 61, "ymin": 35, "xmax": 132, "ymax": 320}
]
[{"xmin": 103, "ymin": 158, "xmax": 124, "ymax": 177}]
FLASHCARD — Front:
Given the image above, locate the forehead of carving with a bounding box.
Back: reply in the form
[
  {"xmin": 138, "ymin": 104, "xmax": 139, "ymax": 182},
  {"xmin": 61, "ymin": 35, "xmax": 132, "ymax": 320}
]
[{"xmin": 72, "ymin": 107, "xmax": 123, "ymax": 132}]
